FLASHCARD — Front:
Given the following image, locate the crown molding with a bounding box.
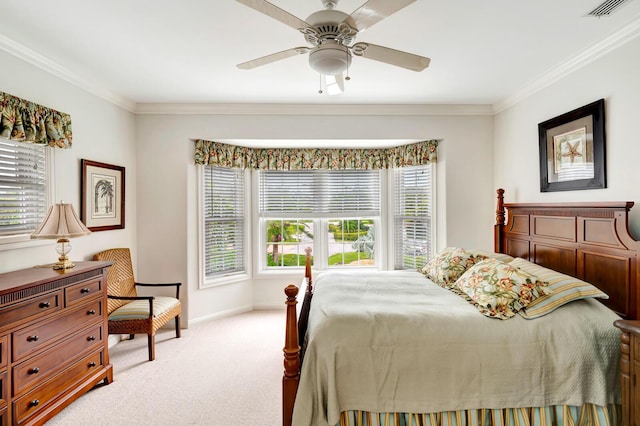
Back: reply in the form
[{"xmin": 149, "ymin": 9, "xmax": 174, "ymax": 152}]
[
  {"xmin": 134, "ymin": 103, "xmax": 494, "ymax": 116},
  {"xmin": 3, "ymin": 13, "xmax": 639, "ymax": 118},
  {"xmin": 0, "ymin": 32, "xmax": 136, "ymax": 113},
  {"xmin": 493, "ymin": 15, "xmax": 640, "ymax": 113}
]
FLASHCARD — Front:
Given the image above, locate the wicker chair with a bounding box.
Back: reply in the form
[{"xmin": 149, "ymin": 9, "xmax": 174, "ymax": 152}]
[{"xmin": 93, "ymin": 248, "xmax": 182, "ymax": 361}]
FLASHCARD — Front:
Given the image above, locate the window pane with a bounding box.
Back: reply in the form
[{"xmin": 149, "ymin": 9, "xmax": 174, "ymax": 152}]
[
  {"xmin": 266, "ymin": 219, "xmax": 313, "ymax": 267},
  {"xmin": 394, "ymin": 165, "xmax": 433, "ymax": 269},
  {"xmin": 203, "ymin": 167, "xmax": 245, "ymax": 278},
  {"xmin": 0, "ymin": 139, "xmax": 47, "ymax": 237},
  {"xmin": 260, "ymin": 169, "xmax": 380, "ymax": 269},
  {"xmin": 328, "ymin": 218, "xmax": 375, "ymax": 267}
]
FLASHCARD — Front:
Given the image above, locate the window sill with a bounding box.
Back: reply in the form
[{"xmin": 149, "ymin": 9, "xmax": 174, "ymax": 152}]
[
  {"xmin": 253, "ymin": 265, "xmax": 381, "ymax": 280},
  {"xmin": 0, "ymin": 237, "xmax": 53, "ymax": 252},
  {"xmin": 200, "ymin": 272, "xmax": 250, "ymax": 289}
]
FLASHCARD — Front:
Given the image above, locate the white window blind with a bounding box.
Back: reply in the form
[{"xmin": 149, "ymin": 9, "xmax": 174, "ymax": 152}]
[
  {"xmin": 259, "ymin": 170, "xmax": 380, "ymax": 218},
  {"xmin": 394, "ymin": 165, "xmax": 433, "ymax": 269},
  {"xmin": 0, "ymin": 139, "xmax": 47, "ymax": 237},
  {"xmin": 203, "ymin": 167, "xmax": 245, "ymax": 278}
]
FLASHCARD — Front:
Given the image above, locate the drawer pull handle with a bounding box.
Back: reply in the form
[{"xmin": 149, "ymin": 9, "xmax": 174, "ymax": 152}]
[
  {"xmin": 87, "ymin": 309, "xmax": 96, "ymax": 315},
  {"xmin": 80, "ymin": 288, "xmax": 91, "ymax": 293},
  {"xmin": 29, "ymin": 367, "xmax": 40, "ymax": 374},
  {"xmin": 87, "ymin": 336, "xmax": 96, "ymax": 341},
  {"xmin": 30, "ymin": 399, "xmax": 39, "ymax": 408},
  {"xmin": 88, "ymin": 361, "xmax": 96, "ymax": 368},
  {"xmin": 27, "ymin": 335, "xmax": 39, "ymax": 342},
  {"xmin": 39, "ymin": 301, "xmax": 51, "ymax": 308}
]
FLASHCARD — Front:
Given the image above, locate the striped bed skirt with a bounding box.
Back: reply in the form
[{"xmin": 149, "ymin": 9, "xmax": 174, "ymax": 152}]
[{"xmin": 338, "ymin": 404, "xmax": 620, "ymax": 426}]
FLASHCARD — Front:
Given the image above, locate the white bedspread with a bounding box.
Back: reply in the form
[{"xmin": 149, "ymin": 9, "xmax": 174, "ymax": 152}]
[{"xmin": 291, "ymin": 270, "xmax": 621, "ymax": 426}]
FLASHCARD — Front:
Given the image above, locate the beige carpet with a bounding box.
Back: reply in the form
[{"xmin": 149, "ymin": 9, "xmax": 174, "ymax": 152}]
[{"xmin": 46, "ymin": 310, "xmax": 284, "ymax": 426}]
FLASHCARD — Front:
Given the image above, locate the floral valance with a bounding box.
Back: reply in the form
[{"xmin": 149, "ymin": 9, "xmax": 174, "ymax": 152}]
[
  {"xmin": 0, "ymin": 90, "xmax": 72, "ymax": 148},
  {"xmin": 194, "ymin": 139, "xmax": 437, "ymax": 170}
]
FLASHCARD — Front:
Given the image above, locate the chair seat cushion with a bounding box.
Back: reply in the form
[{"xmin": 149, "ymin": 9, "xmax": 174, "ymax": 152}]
[{"xmin": 109, "ymin": 296, "xmax": 180, "ymax": 321}]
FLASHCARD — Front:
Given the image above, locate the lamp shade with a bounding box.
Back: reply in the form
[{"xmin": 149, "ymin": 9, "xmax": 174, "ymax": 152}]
[{"xmin": 31, "ymin": 203, "xmax": 91, "ymax": 239}]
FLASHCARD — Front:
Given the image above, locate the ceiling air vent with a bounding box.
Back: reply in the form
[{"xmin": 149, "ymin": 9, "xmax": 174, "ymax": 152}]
[{"xmin": 587, "ymin": 0, "xmax": 630, "ymax": 16}]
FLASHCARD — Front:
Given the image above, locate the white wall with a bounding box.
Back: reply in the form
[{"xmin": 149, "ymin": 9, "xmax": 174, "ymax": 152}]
[
  {"xmin": 494, "ymin": 36, "xmax": 640, "ymax": 238},
  {"xmin": 0, "ymin": 49, "xmax": 496, "ymax": 323},
  {"xmin": 135, "ymin": 113, "xmax": 495, "ymax": 318},
  {"xmin": 0, "ymin": 50, "xmax": 137, "ymax": 274}
]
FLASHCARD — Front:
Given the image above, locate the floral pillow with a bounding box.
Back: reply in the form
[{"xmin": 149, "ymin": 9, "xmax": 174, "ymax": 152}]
[
  {"xmin": 509, "ymin": 258, "xmax": 608, "ymax": 319},
  {"xmin": 421, "ymin": 247, "xmax": 487, "ymax": 288},
  {"xmin": 454, "ymin": 258, "xmax": 552, "ymax": 319},
  {"xmin": 466, "ymin": 249, "xmax": 515, "ymax": 264}
]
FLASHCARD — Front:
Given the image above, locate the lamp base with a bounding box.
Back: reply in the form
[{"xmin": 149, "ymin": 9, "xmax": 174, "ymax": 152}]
[
  {"xmin": 53, "ymin": 255, "xmax": 75, "ymax": 270},
  {"xmin": 52, "ymin": 238, "xmax": 75, "ymax": 270}
]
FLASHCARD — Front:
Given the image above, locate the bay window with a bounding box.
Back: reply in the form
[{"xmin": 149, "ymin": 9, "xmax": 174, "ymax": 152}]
[{"xmin": 201, "ymin": 166, "xmax": 247, "ymax": 285}]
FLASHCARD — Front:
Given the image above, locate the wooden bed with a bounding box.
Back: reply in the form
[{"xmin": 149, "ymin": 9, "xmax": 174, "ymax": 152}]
[{"xmin": 282, "ymin": 188, "xmax": 640, "ymax": 426}]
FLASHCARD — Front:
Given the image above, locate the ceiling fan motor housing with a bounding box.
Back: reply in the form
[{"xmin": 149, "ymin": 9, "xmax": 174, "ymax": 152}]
[{"xmin": 305, "ymin": 9, "xmax": 356, "ymax": 43}]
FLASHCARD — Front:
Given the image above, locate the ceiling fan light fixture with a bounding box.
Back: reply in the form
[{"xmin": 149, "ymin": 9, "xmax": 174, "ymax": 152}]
[
  {"xmin": 323, "ymin": 74, "xmax": 344, "ymax": 95},
  {"xmin": 309, "ymin": 42, "xmax": 351, "ymax": 75}
]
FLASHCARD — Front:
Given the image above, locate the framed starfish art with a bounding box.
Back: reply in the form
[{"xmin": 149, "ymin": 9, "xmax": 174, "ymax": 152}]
[{"xmin": 538, "ymin": 99, "xmax": 606, "ymax": 192}]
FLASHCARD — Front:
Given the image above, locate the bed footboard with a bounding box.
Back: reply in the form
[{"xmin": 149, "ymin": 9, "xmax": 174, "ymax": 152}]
[
  {"xmin": 283, "ymin": 248, "xmax": 313, "ymax": 426},
  {"xmin": 283, "ymin": 285, "xmax": 300, "ymax": 426}
]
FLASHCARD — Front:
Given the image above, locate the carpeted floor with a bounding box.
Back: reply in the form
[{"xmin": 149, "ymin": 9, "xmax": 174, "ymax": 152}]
[{"xmin": 46, "ymin": 310, "xmax": 284, "ymax": 426}]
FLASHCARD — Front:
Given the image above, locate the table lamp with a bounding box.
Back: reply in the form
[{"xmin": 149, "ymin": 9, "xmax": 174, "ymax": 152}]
[{"xmin": 31, "ymin": 202, "xmax": 91, "ymax": 269}]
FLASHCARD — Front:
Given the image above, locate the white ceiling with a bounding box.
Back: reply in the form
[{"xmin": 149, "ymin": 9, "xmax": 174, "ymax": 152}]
[{"xmin": 2, "ymin": 0, "xmax": 640, "ymax": 112}]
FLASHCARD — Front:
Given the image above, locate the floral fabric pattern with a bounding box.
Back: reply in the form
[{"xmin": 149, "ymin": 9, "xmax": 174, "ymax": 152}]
[
  {"xmin": 0, "ymin": 90, "xmax": 72, "ymax": 148},
  {"xmin": 454, "ymin": 258, "xmax": 552, "ymax": 320},
  {"xmin": 420, "ymin": 247, "xmax": 486, "ymax": 288},
  {"xmin": 194, "ymin": 139, "xmax": 437, "ymax": 170}
]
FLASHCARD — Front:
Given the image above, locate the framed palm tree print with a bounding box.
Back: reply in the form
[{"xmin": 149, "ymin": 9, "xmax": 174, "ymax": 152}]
[{"xmin": 81, "ymin": 159, "xmax": 125, "ymax": 231}]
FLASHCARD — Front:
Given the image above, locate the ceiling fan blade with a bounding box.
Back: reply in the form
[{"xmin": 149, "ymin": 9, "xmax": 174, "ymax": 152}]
[
  {"xmin": 236, "ymin": 0, "xmax": 311, "ymax": 31},
  {"xmin": 351, "ymin": 42, "xmax": 430, "ymax": 71},
  {"xmin": 237, "ymin": 47, "xmax": 310, "ymax": 70},
  {"xmin": 345, "ymin": 0, "xmax": 416, "ymax": 31}
]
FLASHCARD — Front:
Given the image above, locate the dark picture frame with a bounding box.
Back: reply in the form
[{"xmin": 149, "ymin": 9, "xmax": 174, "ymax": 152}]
[
  {"xmin": 538, "ymin": 99, "xmax": 606, "ymax": 192},
  {"xmin": 81, "ymin": 159, "xmax": 125, "ymax": 231}
]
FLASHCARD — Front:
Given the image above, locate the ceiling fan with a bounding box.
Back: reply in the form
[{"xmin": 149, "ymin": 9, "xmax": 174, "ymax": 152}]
[{"xmin": 235, "ymin": 0, "xmax": 431, "ymax": 95}]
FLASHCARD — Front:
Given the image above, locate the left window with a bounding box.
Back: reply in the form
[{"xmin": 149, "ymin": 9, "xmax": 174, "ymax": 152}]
[
  {"xmin": 0, "ymin": 139, "xmax": 48, "ymax": 244},
  {"xmin": 201, "ymin": 166, "xmax": 247, "ymax": 283}
]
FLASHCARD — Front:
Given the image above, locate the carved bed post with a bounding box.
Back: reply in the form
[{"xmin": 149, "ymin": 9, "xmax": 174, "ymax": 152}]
[
  {"xmin": 298, "ymin": 247, "xmax": 313, "ymax": 350},
  {"xmin": 305, "ymin": 246, "xmax": 313, "ymax": 292},
  {"xmin": 283, "ymin": 285, "xmax": 300, "ymax": 426},
  {"xmin": 494, "ymin": 188, "xmax": 506, "ymax": 253}
]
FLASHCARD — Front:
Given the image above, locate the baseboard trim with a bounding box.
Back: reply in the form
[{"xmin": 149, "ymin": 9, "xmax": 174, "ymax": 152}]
[
  {"xmin": 252, "ymin": 304, "xmax": 286, "ymax": 311},
  {"xmin": 188, "ymin": 305, "xmax": 253, "ymax": 326}
]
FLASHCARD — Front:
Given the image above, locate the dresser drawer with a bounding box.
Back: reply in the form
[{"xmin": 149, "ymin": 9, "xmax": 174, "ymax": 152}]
[
  {"xmin": 0, "ymin": 404, "xmax": 7, "ymax": 426},
  {"xmin": 12, "ymin": 300, "xmax": 102, "ymax": 362},
  {"xmin": 13, "ymin": 350, "xmax": 103, "ymax": 424},
  {"xmin": 0, "ymin": 336, "xmax": 6, "ymax": 369},
  {"xmin": 13, "ymin": 324, "xmax": 103, "ymax": 395},
  {"xmin": 0, "ymin": 370, "xmax": 7, "ymax": 406},
  {"xmin": 65, "ymin": 278, "xmax": 102, "ymax": 307},
  {"xmin": 0, "ymin": 292, "xmax": 61, "ymax": 331}
]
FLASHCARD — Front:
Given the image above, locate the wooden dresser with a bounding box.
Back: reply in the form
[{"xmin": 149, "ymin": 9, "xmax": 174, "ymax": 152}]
[
  {"xmin": 614, "ymin": 320, "xmax": 640, "ymax": 426},
  {"xmin": 0, "ymin": 261, "xmax": 113, "ymax": 425}
]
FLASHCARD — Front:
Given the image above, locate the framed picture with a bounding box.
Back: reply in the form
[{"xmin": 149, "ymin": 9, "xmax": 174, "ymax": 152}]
[
  {"xmin": 538, "ymin": 99, "xmax": 606, "ymax": 192},
  {"xmin": 81, "ymin": 159, "xmax": 125, "ymax": 231}
]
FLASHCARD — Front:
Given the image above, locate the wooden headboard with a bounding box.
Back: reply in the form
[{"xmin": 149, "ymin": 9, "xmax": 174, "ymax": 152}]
[{"xmin": 494, "ymin": 188, "xmax": 640, "ymax": 320}]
